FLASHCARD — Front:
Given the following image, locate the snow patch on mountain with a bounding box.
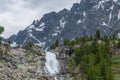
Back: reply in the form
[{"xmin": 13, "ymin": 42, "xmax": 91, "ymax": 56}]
[
  {"xmin": 35, "ymin": 42, "xmax": 46, "ymax": 47},
  {"xmin": 102, "ymin": 22, "xmax": 108, "ymax": 26},
  {"xmin": 27, "ymin": 29, "xmax": 32, "ymax": 33},
  {"xmin": 118, "ymin": 10, "xmax": 120, "ymax": 20},
  {"xmin": 118, "ymin": 33, "xmax": 120, "ymax": 38},
  {"xmin": 108, "ymin": 11, "xmax": 112, "ymax": 25},
  {"xmin": 110, "ymin": 5, "xmax": 114, "ymax": 10},
  {"xmin": 43, "ymin": 37, "xmax": 47, "ymax": 40},
  {"xmin": 77, "ymin": 20, "xmax": 81, "ymax": 24},
  {"xmin": 29, "ymin": 33, "xmax": 41, "ymax": 43},
  {"xmin": 39, "ymin": 22, "xmax": 45, "ymax": 27},
  {"xmin": 74, "ymin": 12, "xmax": 77, "ymax": 14},
  {"xmin": 94, "ymin": 0, "xmax": 111, "ymax": 9},
  {"xmin": 36, "ymin": 26, "xmax": 45, "ymax": 32},
  {"xmin": 94, "ymin": 0, "xmax": 105, "ymax": 9},
  {"xmin": 59, "ymin": 17, "xmax": 66, "ymax": 29},
  {"xmin": 35, "ymin": 22, "xmax": 46, "ymax": 32},
  {"xmin": 22, "ymin": 36, "xmax": 29, "ymax": 45},
  {"xmin": 83, "ymin": 11, "xmax": 86, "ymax": 17},
  {"xmin": 113, "ymin": 0, "xmax": 118, "ymax": 2},
  {"xmin": 52, "ymin": 33, "xmax": 58, "ymax": 36}
]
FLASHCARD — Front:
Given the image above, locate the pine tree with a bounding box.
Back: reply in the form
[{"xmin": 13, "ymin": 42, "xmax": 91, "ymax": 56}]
[
  {"xmin": 0, "ymin": 26, "xmax": 4, "ymax": 34},
  {"xmin": 112, "ymin": 34, "xmax": 116, "ymax": 40},
  {"xmin": 27, "ymin": 41, "xmax": 34, "ymax": 47},
  {"xmin": 55, "ymin": 39, "xmax": 59, "ymax": 47},
  {"xmin": 64, "ymin": 39, "xmax": 70, "ymax": 46},
  {"xmin": 95, "ymin": 29, "xmax": 101, "ymax": 40},
  {"xmin": 0, "ymin": 26, "xmax": 4, "ymax": 43},
  {"xmin": 117, "ymin": 39, "xmax": 120, "ymax": 48},
  {"xmin": 51, "ymin": 43, "xmax": 55, "ymax": 49}
]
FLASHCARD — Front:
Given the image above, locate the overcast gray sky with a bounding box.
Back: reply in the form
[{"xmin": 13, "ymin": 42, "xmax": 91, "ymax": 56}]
[{"xmin": 0, "ymin": 0, "xmax": 80, "ymax": 38}]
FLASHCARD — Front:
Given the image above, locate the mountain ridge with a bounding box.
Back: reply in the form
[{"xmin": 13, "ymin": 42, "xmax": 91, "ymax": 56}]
[{"xmin": 8, "ymin": 0, "xmax": 120, "ymax": 49}]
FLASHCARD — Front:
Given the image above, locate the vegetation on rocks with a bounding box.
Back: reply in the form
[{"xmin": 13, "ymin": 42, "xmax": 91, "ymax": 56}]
[
  {"xmin": 53, "ymin": 30, "xmax": 120, "ymax": 80},
  {"xmin": 51, "ymin": 39, "xmax": 59, "ymax": 49}
]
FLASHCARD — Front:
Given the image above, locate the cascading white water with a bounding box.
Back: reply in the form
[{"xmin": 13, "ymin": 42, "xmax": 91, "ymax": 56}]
[{"xmin": 44, "ymin": 51, "xmax": 60, "ymax": 79}]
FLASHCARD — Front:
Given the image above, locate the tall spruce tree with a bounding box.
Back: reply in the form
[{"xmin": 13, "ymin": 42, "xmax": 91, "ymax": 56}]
[
  {"xmin": 0, "ymin": 26, "xmax": 4, "ymax": 43},
  {"xmin": 95, "ymin": 29, "xmax": 101, "ymax": 40}
]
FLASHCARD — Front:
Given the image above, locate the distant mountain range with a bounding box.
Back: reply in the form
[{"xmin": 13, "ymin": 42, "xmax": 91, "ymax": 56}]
[{"xmin": 7, "ymin": 0, "xmax": 120, "ymax": 49}]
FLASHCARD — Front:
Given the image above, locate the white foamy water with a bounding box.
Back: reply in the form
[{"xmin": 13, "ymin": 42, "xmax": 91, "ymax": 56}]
[{"xmin": 44, "ymin": 51, "xmax": 60, "ymax": 75}]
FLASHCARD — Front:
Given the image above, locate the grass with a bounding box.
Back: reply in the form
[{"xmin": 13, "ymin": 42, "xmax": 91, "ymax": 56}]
[{"xmin": 112, "ymin": 56, "xmax": 120, "ymax": 63}]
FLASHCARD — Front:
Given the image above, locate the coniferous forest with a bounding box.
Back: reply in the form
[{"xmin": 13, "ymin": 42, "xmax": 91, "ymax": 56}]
[{"xmin": 51, "ymin": 30, "xmax": 120, "ymax": 80}]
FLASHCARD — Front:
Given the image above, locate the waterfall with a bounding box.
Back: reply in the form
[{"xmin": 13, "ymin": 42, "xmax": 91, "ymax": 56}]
[{"xmin": 44, "ymin": 51, "xmax": 60, "ymax": 79}]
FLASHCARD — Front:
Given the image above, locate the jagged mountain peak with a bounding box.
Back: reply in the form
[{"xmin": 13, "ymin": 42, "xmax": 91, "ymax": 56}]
[
  {"xmin": 58, "ymin": 8, "xmax": 69, "ymax": 15},
  {"xmin": 8, "ymin": 0, "xmax": 120, "ymax": 49}
]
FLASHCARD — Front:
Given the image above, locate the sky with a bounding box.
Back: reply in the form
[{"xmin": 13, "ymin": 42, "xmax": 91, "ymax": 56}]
[{"xmin": 0, "ymin": 0, "xmax": 80, "ymax": 38}]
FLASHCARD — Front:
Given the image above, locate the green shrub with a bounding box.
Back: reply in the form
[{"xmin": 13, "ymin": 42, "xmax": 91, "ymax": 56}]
[{"xmin": 27, "ymin": 41, "xmax": 34, "ymax": 47}]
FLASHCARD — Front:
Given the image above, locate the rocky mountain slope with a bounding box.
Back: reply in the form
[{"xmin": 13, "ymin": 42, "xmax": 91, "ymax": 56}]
[
  {"xmin": 8, "ymin": 0, "xmax": 120, "ymax": 49},
  {"xmin": 0, "ymin": 44, "xmax": 71, "ymax": 80},
  {"xmin": 0, "ymin": 44, "xmax": 46, "ymax": 79}
]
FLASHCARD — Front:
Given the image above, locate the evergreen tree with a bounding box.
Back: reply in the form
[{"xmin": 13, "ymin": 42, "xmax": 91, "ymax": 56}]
[
  {"xmin": 103, "ymin": 35, "xmax": 110, "ymax": 44},
  {"xmin": 51, "ymin": 43, "xmax": 55, "ymax": 49},
  {"xmin": 55, "ymin": 39, "xmax": 59, "ymax": 47},
  {"xmin": 75, "ymin": 37, "xmax": 79, "ymax": 44},
  {"xmin": 0, "ymin": 26, "xmax": 4, "ymax": 34},
  {"xmin": 117, "ymin": 39, "xmax": 120, "ymax": 48},
  {"xmin": 0, "ymin": 26, "xmax": 4, "ymax": 43},
  {"xmin": 64, "ymin": 39, "xmax": 70, "ymax": 46},
  {"xmin": 95, "ymin": 29, "xmax": 101, "ymax": 40},
  {"xmin": 112, "ymin": 34, "xmax": 116, "ymax": 40}
]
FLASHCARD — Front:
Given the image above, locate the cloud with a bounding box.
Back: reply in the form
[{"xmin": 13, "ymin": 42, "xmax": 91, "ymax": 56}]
[{"xmin": 0, "ymin": 0, "xmax": 80, "ymax": 38}]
